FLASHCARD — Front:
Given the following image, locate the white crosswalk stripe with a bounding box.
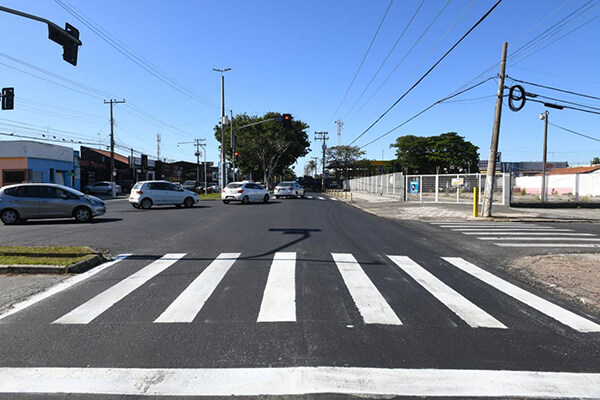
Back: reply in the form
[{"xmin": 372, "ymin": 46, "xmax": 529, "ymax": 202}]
[
  {"xmin": 317, "ymin": 196, "xmax": 325, "ymax": 200},
  {"xmin": 307, "ymin": 195, "xmax": 313, "ymax": 199},
  {"xmin": 41, "ymin": 252, "xmax": 600, "ymax": 332},
  {"xmin": 155, "ymin": 253, "xmax": 240, "ymax": 323},
  {"xmin": 54, "ymin": 253, "xmax": 186, "ymax": 325}
]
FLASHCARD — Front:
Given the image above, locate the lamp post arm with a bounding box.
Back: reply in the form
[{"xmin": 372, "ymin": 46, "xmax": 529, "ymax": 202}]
[{"xmin": 0, "ymin": 6, "xmax": 82, "ymax": 46}]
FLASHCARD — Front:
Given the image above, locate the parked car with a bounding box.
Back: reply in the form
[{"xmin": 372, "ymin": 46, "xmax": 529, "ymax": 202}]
[
  {"xmin": 0, "ymin": 183, "xmax": 106, "ymax": 225},
  {"xmin": 206, "ymin": 183, "xmax": 219, "ymax": 193},
  {"xmin": 274, "ymin": 181, "xmax": 305, "ymax": 198},
  {"xmin": 222, "ymin": 181, "xmax": 270, "ymax": 204},
  {"xmin": 128, "ymin": 180, "xmax": 198, "ymax": 209},
  {"xmin": 181, "ymin": 180, "xmax": 203, "ymax": 193},
  {"xmin": 83, "ymin": 181, "xmax": 122, "ymax": 195}
]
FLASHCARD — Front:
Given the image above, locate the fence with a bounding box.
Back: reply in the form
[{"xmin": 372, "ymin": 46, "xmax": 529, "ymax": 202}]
[
  {"xmin": 350, "ymin": 172, "xmax": 509, "ymax": 205},
  {"xmin": 511, "ymin": 173, "xmax": 600, "ymax": 204}
]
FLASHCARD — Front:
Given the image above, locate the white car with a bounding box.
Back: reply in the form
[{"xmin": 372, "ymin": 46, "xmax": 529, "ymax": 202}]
[
  {"xmin": 274, "ymin": 181, "xmax": 305, "ymax": 198},
  {"xmin": 129, "ymin": 180, "xmax": 198, "ymax": 209},
  {"xmin": 222, "ymin": 181, "xmax": 270, "ymax": 204}
]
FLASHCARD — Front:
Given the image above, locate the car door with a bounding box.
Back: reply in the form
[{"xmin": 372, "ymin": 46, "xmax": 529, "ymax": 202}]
[
  {"xmin": 167, "ymin": 183, "xmax": 185, "ymax": 204},
  {"xmin": 147, "ymin": 182, "xmax": 167, "ymax": 204},
  {"xmin": 37, "ymin": 186, "xmax": 65, "ymax": 217},
  {"xmin": 248, "ymin": 183, "xmax": 261, "ymax": 201},
  {"xmin": 11, "ymin": 186, "xmax": 41, "ymax": 219}
]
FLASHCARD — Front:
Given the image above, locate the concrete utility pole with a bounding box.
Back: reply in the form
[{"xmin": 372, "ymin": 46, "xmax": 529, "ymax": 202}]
[
  {"xmin": 213, "ymin": 68, "xmax": 231, "ymax": 190},
  {"xmin": 178, "ymin": 138, "xmax": 207, "ymax": 194},
  {"xmin": 315, "ymin": 131, "xmax": 329, "ymax": 191},
  {"xmin": 156, "ymin": 133, "xmax": 161, "ymax": 160},
  {"xmin": 104, "ymin": 99, "xmax": 125, "ymax": 198},
  {"xmin": 540, "ymin": 110, "xmax": 549, "ymax": 203},
  {"xmin": 482, "ymin": 42, "xmax": 507, "ymax": 217},
  {"xmin": 230, "ymin": 110, "xmax": 235, "ymax": 182},
  {"xmin": 335, "ymin": 119, "xmax": 344, "ymax": 146}
]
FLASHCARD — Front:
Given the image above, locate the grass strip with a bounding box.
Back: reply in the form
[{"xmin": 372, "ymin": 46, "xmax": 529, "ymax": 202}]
[
  {"xmin": 197, "ymin": 193, "xmax": 221, "ymax": 200},
  {"xmin": 0, "ymin": 246, "xmax": 97, "ymax": 267}
]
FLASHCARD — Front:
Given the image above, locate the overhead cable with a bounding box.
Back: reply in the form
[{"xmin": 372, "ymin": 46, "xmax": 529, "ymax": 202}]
[
  {"xmin": 508, "ymin": 77, "xmax": 600, "ymax": 102},
  {"xmin": 549, "ymin": 122, "xmax": 600, "ymax": 143}
]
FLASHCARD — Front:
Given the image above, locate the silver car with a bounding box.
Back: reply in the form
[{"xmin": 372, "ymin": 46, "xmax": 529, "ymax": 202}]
[
  {"xmin": 274, "ymin": 181, "xmax": 305, "ymax": 198},
  {"xmin": 0, "ymin": 183, "xmax": 106, "ymax": 225},
  {"xmin": 83, "ymin": 181, "xmax": 122, "ymax": 195}
]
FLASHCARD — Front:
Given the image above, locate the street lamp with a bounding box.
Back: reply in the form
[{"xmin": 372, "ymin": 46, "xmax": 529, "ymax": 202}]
[
  {"xmin": 539, "ymin": 110, "xmax": 549, "ymax": 203},
  {"xmin": 213, "ymin": 67, "xmax": 231, "ymax": 190}
]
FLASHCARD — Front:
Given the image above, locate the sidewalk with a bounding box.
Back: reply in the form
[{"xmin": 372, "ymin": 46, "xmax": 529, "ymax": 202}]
[{"xmin": 334, "ymin": 191, "xmax": 600, "ymax": 223}]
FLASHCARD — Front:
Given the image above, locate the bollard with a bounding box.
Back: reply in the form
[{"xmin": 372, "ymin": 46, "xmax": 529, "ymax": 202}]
[
  {"xmin": 473, "ymin": 187, "xmax": 479, "ymax": 217},
  {"xmin": 351, "ymin": 193, "xmax": 353, "ymax": 201}
]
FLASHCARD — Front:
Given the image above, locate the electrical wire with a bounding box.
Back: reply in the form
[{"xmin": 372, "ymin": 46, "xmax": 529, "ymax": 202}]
[
  {"xmin": 349, "ymin": 0, "xmax": 503, "ymax": 146},
  {"xmin": 508, "ymin": 77, "xmax": 600, "ymax": 102},
  {"xmin": 329, "ymin": 0, "xmax": 394, "ymax": 121},
  {"xmin": 527, "ymin": 98, "xmax": 600, "ymax": 115},
  {"xmin": 549, "ymin": 122, "xmax": 600, "ymax": 143}
]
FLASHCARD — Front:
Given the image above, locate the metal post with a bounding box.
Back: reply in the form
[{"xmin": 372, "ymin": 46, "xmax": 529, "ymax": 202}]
[
  {"xmin": 541, "ymin": 110, "xmax": 549, "ymax": 203},
  {"xmin": 230, "ymin": 110, "xmax": 235, "ymax": 182},
  {"xmin": 213, "ymin": 68, "xmax": 231, "ymax": 190},
  {"xmin": 482, "ymin": 42, "xmax": 507, "ymax": 217}
]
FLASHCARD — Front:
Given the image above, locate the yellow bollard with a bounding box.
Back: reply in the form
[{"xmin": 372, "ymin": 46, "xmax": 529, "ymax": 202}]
[
  {"xmin": 473, "ymin": 187, "xmax": 479, "ymax": 217},
  {"xmin": 351, "ymin": 193, "xmax": 353, "ymax": 201}
]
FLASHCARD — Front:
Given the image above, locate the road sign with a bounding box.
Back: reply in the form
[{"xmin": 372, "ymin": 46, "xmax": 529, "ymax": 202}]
[
  {"xmin": 451, "ymin": 178, "xmax": 464, "ymax": 187},
  {"xmin": 409, "ymin": 181, "xmax": 419, "ymax": 194}
]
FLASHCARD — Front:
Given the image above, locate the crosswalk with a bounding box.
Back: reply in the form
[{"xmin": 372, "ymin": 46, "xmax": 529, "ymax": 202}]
[
  {"xmin": 431, "ymin": 222, "xmax": 600, "ymax": 248},
  {"xmin": 32, "ymin": 251, "xmax": 599, "ymax": 333}
]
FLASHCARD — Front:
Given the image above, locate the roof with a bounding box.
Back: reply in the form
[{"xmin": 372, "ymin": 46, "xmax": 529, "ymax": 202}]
[
  {"xmin": 85, "ymin": 147, "xmax": 129, "ymax": 165},
  {"xmin": 548, "ymin": 165, "xmax": 600, "ymax": 175}
]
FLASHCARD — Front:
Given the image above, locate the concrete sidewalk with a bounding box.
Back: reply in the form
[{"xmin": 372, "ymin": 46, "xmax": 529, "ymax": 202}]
[{"xmin": 332, "ymin": 191, "xmax": 600, "ymax": 223}]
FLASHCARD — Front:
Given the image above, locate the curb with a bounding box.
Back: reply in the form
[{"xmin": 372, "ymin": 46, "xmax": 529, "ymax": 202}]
[{"xmin": 0, "ymin": 251, "xmax": 109, "ymax": 275}]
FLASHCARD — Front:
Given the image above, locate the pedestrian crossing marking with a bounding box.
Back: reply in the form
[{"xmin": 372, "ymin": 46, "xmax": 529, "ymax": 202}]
[
  {"xmin": 154, "ymin": 253, "xmax": 240, "ymax": 323},
  {"xmin": 257, "ymin": 252, "xmax": 296, "ymax": 322},
  {"xmin": 451, "ymin": 228, "xmax": 574, "ymax": 232},
  {"xmin": 317, "ymin": 197, "xmax": 325, "ymax": 200},
  {"xmin": 443, "ymin": 257, "xmax": 600, "ymax": 333},
  {"xmin": 495, "ymin": 243, "xmax": 599, "ymax": 248},
  {"xmin": 307, "ymin": 196, "xmax": 313, "ymax": 199},
  {"xmin": 478, "ymin": 237, "xmax": 600, "ymax": 241},
  {"xmin": 53, "ymin": 253, "xmax": 186, "ymax": 325},
  {"xmin": 461, "ymin": 232, "xmax": 594, "ymax": 236},
  {"xmin": 332, "ymin": 253, "xmax": 402, "ymax": 325},
  {"xmin": 330, "ymin": 197, "xmax": 338, "ymax": 201},
  {"xmin": 388, "ymin": 256, "xmax": 506, "ymax": 329}
]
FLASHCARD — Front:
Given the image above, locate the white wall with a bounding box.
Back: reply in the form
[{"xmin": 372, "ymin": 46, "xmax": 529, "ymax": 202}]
[{"xmin": 0, "ymin": 141, "xmax": 73, "ymax": 162}]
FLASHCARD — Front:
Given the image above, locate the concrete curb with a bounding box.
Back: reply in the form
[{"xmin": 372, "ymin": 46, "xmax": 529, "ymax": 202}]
[{"xmin": 0, "ymin": 250, "xmax": 109, "ymax": 275}]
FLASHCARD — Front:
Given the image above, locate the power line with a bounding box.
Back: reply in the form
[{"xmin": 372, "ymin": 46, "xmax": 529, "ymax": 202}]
[
  {"xmin": 329, "ymin": 0, "xmax": 394, "ymax": 121},
  {"xmin": 359, "ymin": 77, "xmax": 494, "ymax": 148},
  {"xmin": 549, "ymin": 122, "xmax": 600, "ymax": 143},
  {"xmin": 527, "ymin": 98, "xmax": 600, "ymax": 115},
  {"xmin": 349, "ymin": 0, "xmax": 503, "ymax": 146},
  {"xmin": 508, "ymin": 77, "xmax": 600, "ymax": 102}
]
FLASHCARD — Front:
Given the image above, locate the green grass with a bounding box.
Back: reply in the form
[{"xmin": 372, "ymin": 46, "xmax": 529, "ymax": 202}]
[
  {"xmin": 197, "ymin": 193, "xmax": 222, "ymax": 200},
  {"xmin": 0, "ymin": 246, "xmax": 97, "ymax": 266}
]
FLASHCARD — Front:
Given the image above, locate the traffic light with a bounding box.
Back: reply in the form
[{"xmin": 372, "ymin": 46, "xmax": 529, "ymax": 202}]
[
  {"xmin": 234, "ymin": 152, "xmax": 239, "ymax": 157},
  {"xmin": 1, "ymin": 87, "xmax": 14, "ymax": 110},
  {"xmin": 48, "ymin": 23, "xmax": 81, "ymax": 66},
  {"xmin": 282, "ymin": 113, "xmax": 292, "ymax": 129}
]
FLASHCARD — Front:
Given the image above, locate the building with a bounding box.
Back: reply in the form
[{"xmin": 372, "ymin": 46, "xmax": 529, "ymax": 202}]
[
  {"xmin": 79, "ymin": 146, "xmax": 135, "ymax": 192},
  {"xmin": 0, "ymin": 140, "xmax": 79, "ymax": 189}
]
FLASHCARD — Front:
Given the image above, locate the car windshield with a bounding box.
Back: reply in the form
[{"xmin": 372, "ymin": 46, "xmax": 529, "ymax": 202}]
[
  {"xmin": 182, "ymin": 181, "xmax": 195, "ymax": 185},
  {"xmin": 226, "ymin": 183, "xmax": 242, "ymax": 189},
  {"xmin": 278, "ymin": 182, "xmax": 293, "ymax": 186}
]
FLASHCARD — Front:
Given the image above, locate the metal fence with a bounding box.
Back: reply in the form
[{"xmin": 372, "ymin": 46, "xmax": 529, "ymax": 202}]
[
  {"xmin": 511, "ymin": 173, "xmax": 600, "ymax": 204},
  {"xmin": 350, "ymin": 172, "xmax": 509, "ymax": 205}
]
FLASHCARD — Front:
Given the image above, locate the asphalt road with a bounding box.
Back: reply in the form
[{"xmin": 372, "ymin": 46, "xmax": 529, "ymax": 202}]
[{"xmin": 1, "ymin": 193, "xmax": 599, "ymax": 398}]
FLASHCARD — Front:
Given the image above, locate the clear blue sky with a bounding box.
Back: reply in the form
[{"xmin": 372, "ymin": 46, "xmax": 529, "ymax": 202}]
[{"xmin": 1, "ymin": 0, "xmax": 600, "ymax": 176}]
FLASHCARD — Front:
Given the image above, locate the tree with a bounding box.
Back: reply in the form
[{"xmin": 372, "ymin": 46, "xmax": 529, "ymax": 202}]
[
  {"xmin": 592, "ymin": 157, "xmax": 600, "ymax": 165},
  {"xmin": 306, "ymin": 159, "xmax": 318, "ymax": 177},
  {"xmin": 390, "ymin": 132, "xmax": 479, "ymax": 174},
  {"xmin": 326, "ymin": 145, "xmax": 365, "ymax": 188},
  {"xmin": 214, "ymin": 112, "xmax": 310, "ymax": 188}
]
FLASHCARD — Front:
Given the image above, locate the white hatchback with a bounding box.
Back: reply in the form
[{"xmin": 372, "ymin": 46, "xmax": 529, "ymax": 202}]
[
  {"xmin": 129, "ymin": 181, "xmax": 198, "ymax": 209},
  {"xmin": 274, "ymin": 181, "xmax": 305, "ymax": 198},
  {"xmin": 222, "ymin": 182, "xmax": 270, "ymax": 204}
]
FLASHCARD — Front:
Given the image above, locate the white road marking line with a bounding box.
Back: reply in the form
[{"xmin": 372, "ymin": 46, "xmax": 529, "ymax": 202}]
[
  {"xmin": 330, "ymin": 197, "xmax": 338, "ymax": 201},
  {"xmin": 443, "ymin": 257, "xmax": 600, "ymax": 333},
  {"xmin": 155, "ymin": 253, "xmax": 240, "ymax": 323},
  {"xmin": 0, "ymin": 255, "xmax": 130, "ymax": 322},
  {"xmin": 462, "ymin": 232, "xmax": 595, "ymax": 236},
  {"xmin": 257, "ymin": 252, "xmax": 296, "ymax": 322},
  {"xmin": 317, "ymin": 196, "xmax": 325, "ymax": 200},
  {"xmin": 452, "ymin": 228, "xmax": 574, "ymax": 232},
  {"xmin": 332, "ymin": 253, "xmax": 401, "ymax": 325},
  {"xmin": 307, "ymin": 195, "xmax": 313, "ymax": 199},
  {"xmin": 53, "ymin": 254, "xmax": 186, "ymax": 325},
  {"xmin": 438, "ymin": 224, "xmax": 541, "ymax": 228},
  {"xmin": 478, "ymin": 237, "xmax": 600, "ymax": 241},
  {"xmin": 431, "ymin": 222, "xmax": 532, "ymax": 225},
  {"xmin": 387, "ymin": 256, "xmax": 505, "ymax": 329},
  {"xmin": 495, "ymin": 243, "xmax": 600, "ymax": 248},
  {"xmin": 1, "ymin": 367, "xmax": 600, "ymax": 397}
]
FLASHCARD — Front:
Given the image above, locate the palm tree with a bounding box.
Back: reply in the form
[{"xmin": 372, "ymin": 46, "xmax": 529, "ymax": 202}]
[{"xmin": 307, "ymin": 159, "xmax": 318, "ymax": 177}]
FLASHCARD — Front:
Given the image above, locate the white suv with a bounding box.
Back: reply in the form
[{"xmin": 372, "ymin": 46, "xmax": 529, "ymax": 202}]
[
  {"xmin": 222, "ymin": 181, "xmax": 270, "ymax": 204},
  {"xmin": 129, "ymin": 181, "xmax": 198, "ymax": 209},
  {"xmin": 274, "ymin": 181, "xmax": 305, "ymax": 198}
]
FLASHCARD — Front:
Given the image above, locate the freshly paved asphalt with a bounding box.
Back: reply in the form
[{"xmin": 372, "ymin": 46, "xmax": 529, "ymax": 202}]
[{"xmin": 0, "ymin": 193, "xmax": 599, "ymax": 397}]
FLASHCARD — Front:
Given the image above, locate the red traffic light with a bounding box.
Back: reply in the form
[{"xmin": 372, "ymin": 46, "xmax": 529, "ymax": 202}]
[
  {"xmin": 282, "ymin": 113, "xmax": 292, "ymax": 128},
  {"xmin": 234, "ymin": 152, "xmax": 238, "ymax": 157}
]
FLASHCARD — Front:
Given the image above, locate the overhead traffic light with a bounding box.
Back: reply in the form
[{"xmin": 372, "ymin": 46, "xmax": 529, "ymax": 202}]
[
  {"xmin": 1, "ymin": 87, "xmax": 14, "ymax": 110},
  {"xmin": 48, "ymin": 22, "xmax": 81, "ymax": 66},
  {"xmin": 282, "ymin": 113, "xmax": 292, "ymax": 129}
]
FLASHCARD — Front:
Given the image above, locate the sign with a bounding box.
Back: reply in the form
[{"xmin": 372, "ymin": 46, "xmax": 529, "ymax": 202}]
[
  {"xmin": 409, "ymin": 181, "xmax": 419, "ymax": 194},
  {"xmin": 451, "ymin": 178, "xmax": 464, "ymax": 187}
]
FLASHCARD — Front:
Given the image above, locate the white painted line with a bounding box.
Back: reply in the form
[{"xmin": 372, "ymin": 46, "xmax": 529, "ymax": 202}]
[
  {"xmin": 495, "ymin": 243, "xmax": 599, "ymax": 248},
  {"xmin": 54, "ymin": 253, "xmax": 186, "ymax": 324},
  {"xmin": 478, "ymin": 237, "xmax": 600, "ymax": 241},
  {"xmin": 0, "ymin": 255, "xmax": 130, "ymax": 322},
  {"xmin": 387, "ymin": 256, "xmax": 505, "ymax": 329},
  {"xmin": 431, "ymin": 222, "xmax": 532, "ymax": 226},
  {"xmin": 452, "ymin": 228, "xmax": 573, "ymax": 232},
  {"xmin": 462, "ymin": 232, "xmax": 595, "ymax": 236},
  {"xmin": 317, "ymin": 196, "xmax": 325, "ymax": 200},
  {"xmin": 257, "ymin": 252, "xmax": 296, "ymax": 322},
  {"xmin": 438, "ymin": 224, "xmax": 540, "ymax": 228},
  {"xmin": 332, "ymin": 253, "xmax": 401, "ymax": 325},
  {"xmin": 307, "ymin": 196, "xmax": 313, "ymax": 199},
  {"xmin": 443, "ymin": 257, "xmax": 600, "ymax": 333},
  {"xmin": 330, "ymin": 197, "xmax": 338, "ymax": 201},
  {"xmin": 155, "ymin": 253, "xmax": 240, "ymax": 323},
  {"xmin": 1, "ymin": 367, "xmax": 600, "ymax": 397}
]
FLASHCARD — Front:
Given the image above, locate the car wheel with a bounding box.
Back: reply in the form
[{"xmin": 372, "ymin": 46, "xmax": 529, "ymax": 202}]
[
  {"xmin": 183, "ymin": 197, "xmax": 194, "ymax": 208},
  {"xmin": 141, "ymin": 198, "xmax": 153, "ymax": 209},
  {"xmin": 73, "ymin": 207, "xmax": 92, "ymax": 223},
  {"xmin": 241, "ymin": 196, "xmax": 249, "ymax": 205},
  {"xmin": 263, "ymin": 194, "xmax": 269, "ymax": 203},
  {"xmin": 223, "ymin": 200, "xmax": 230, "ymax": 204},
  {"xmin": 1, "ymin": 209, "xmax": 19, "ymax": 225},
  {"xmin": 132, "ymin": 204, "xmax": 140, "ymax": 209}
]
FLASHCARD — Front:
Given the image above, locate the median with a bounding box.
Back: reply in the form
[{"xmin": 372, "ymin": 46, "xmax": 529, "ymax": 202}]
[{"xmin": 0, "ymin": 246, "xmax": 107, "ymax": 274}]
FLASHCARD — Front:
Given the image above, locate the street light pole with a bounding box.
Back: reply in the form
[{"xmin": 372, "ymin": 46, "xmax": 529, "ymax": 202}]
[
  {"xmin": 540, "ymin": 110, "xmax": 549, "ymax": 203},
  {"xmin": 213, "ymin": 67, "xmax": 231, "ymax": 191}
]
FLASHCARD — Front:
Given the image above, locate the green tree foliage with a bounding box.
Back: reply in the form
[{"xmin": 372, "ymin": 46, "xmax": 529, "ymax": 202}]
[
  {"xmin": 390, "ymin": 132, "xmax": 479, "ymax": 174},
  {"xmin": 592, "ymin": 156, "xmax": 600, "ymax": 165},
  {"xmin": 326, "ymin": 145, "xmax": 366, "ymax": 177},
  {"xmin": 214, "ymin": 112, "xmax": 310, "ymax": 188}
]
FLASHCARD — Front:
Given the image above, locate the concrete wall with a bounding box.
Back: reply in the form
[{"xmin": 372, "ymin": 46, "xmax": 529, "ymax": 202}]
[
  {"xmin": 0, "ymin": 141, "xmax": 73, "ymax": 162},
  {"xmin": 0, "ymin": 157, "xmax": 28, "ymax": 187},
  {"xmin": 514, "ymin": 173, "xmax": 600, "ymax": 197}
]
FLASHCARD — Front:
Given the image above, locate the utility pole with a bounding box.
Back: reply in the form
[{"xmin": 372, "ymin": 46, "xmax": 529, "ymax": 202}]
[
  {"xmin": 213, "ymin": 67, "xmax": 231, "ymax": 190},
  {"xmin": 482, "ymin": 42, "xmax": 507, "ymax": 217},
  {"xmin": 130, "ymin": 148, "xmax": 135, "ymax": 183},
  {"xmin": 104, "ymin": 98, "xmax": 125, "ymax": 198},
  {"xmin": 230, "ymin": 110, "xmax": 235, "ymax": 182},
  {"xmin": 540, "ymin": 110, "xmax": 549, "ymax": 203},
  {"xmin": 335, "ymin": 119, "xmax": 344, "ymax": 146},
  {"xmin": 315, "ymin": 131, "xmax": 329, "ymax": 191},
  {"xmin": 178, "ymin": 138, "xmax": 206, "ymax": 194},
  {"xmin": 156, "ymin": 133, "xmax": 161, "ymax": 160}
]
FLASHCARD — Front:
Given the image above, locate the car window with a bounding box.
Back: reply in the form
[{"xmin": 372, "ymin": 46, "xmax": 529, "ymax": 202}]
[
  {"xmin": 14, "ymin": 186, "xmax": 41, "ymax": 198},
  {"xmin": 3, "ymin": 187, "xmax": 18, "ymax": 196},
  {"xmin": 227, "ymin": 183, "xmax": 242, "ymax": 189},
  {"xmin": 39, "ymin": 186, "xmax": 60, "ymax": 199},
  {"xmin": 56, "ymin": 188, "xmax": 79, "ymax": 199},
  {"xmin": 148, "ymin": 182, "xmax": 169, "ymax": 190},
  {"xmin": 279, "ymin": 182, "xmax": 293, "ymax": 186},
  {"xmin": 133, "ymin": 183, "xmax": 142, "ymax": 190},
  {"xmin": 168, "ymin": 184, "xmax": 181, "ymax": 191}
]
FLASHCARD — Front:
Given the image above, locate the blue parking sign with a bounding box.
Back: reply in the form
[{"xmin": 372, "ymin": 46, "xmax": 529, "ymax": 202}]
[{"xmin": 409, "ymin": 181, "xmax": 419, "ymax": 194}]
